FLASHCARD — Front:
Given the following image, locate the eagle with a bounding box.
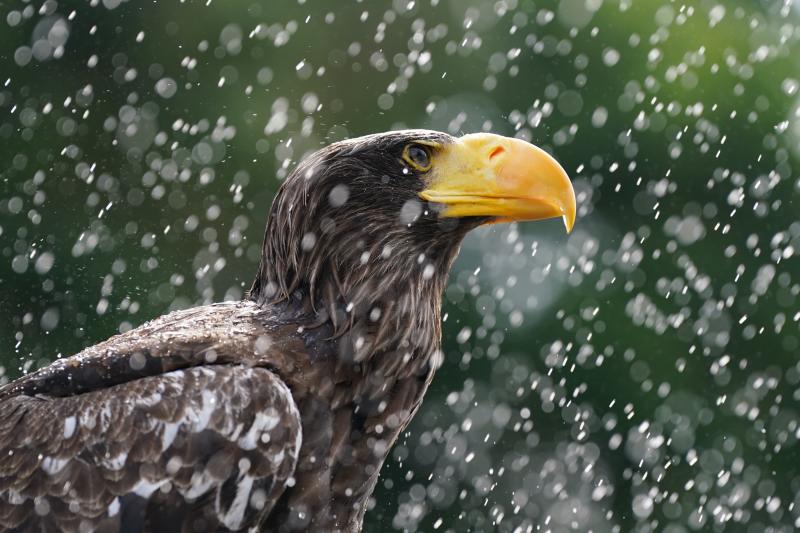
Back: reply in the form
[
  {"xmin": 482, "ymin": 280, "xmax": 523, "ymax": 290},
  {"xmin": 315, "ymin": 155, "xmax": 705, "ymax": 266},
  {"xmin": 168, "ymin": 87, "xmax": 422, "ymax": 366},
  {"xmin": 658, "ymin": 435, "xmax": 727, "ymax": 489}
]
[{"xmin": 0, "ymin": 130, "xmax": 575, "ymax": 532}]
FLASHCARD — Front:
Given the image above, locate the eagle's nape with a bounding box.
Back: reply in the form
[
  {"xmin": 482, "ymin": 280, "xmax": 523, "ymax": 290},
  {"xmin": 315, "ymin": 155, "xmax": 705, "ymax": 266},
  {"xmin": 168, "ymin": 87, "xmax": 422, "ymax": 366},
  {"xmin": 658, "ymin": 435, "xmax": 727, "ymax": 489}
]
[{"xmin": 0, "ymin": 130, "xmax": 575, "ymax": 532}]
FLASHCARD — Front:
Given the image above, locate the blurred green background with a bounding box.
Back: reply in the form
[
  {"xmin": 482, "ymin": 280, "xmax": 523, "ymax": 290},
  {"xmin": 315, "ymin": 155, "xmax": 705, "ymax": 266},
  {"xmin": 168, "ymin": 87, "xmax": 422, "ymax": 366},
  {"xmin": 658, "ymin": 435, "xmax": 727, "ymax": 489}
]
[{"xmin": 1, "ymin": 0, "xmax": 799, "ymax": 530}]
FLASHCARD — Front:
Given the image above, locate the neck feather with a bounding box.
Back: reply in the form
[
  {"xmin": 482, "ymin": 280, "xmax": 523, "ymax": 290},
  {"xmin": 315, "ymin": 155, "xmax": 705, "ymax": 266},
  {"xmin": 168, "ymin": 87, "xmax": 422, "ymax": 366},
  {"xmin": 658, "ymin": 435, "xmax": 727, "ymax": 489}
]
[{"xmin": 249, "ymin": 213, "xmax": 465, "ymax": 376}]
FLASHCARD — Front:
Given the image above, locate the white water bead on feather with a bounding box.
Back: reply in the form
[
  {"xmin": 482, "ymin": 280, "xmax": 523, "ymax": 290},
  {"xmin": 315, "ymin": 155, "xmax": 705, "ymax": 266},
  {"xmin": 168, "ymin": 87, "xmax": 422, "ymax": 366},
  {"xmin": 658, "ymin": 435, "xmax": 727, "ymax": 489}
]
[
  {"xmin": 62, "ymin": 416, "xmax": 76, "ymax": 439},
  {"xmin": 328, "ymin": 184, "xmax": 350, "ymax": 207}
]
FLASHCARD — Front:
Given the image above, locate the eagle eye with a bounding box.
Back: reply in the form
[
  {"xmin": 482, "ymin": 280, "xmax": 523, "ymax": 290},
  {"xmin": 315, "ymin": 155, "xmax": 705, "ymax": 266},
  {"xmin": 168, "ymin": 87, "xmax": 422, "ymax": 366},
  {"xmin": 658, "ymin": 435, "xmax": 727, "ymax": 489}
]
[{"xmin": 403, "ymin": 143, "xmax": 432, "ymax": 172}]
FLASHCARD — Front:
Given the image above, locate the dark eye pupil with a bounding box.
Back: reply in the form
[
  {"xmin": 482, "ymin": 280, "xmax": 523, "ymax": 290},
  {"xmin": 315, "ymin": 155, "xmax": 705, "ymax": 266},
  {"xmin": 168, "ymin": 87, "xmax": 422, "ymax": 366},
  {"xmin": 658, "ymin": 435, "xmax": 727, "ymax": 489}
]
[{"xmin": 408, "ymin": 145, "xmax": 429, "ymax": 167}]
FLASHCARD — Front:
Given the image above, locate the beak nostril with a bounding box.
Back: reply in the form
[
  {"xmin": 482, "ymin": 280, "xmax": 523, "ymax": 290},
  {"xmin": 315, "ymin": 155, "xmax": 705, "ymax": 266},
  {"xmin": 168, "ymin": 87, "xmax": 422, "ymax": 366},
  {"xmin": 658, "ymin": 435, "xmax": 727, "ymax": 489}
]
[{"xmin": 488, "ymin": 146, "xmax": 505, "ymax": 161}]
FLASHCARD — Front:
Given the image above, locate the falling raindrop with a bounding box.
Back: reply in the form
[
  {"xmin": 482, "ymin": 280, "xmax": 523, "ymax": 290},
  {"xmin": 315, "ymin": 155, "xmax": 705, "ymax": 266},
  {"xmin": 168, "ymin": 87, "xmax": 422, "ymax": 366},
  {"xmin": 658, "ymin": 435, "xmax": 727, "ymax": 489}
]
[{"xmin": 1, "ymin": 0, "xmax": 799, "ymax": 531}]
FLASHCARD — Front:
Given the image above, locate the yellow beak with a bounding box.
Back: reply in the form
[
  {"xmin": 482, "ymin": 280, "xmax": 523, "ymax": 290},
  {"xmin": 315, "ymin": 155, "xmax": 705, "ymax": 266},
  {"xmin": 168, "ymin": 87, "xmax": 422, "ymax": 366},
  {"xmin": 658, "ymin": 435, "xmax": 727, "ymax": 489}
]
[{"xmin": 419, "ymin": 133, "xmax": 576, "ymax": 232}]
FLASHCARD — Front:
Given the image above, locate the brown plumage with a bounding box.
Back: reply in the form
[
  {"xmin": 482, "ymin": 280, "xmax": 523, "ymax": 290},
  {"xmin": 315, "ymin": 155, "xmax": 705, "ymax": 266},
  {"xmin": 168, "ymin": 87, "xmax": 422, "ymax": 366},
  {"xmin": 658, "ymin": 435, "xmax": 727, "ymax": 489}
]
[{"xmin": 0, "ymin": 130, "xmax": 575, "ymax": 531}]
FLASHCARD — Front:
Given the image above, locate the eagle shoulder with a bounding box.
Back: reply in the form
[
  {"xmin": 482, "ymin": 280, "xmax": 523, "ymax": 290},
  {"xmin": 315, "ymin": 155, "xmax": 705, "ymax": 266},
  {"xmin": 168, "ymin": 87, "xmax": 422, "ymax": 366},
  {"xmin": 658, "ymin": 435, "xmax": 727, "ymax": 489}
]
[
  {"xmin": 0, "ymin": 363, "xmax": 302, "ymax": 531},
  {"xmin": 0, "ymin": 301, "xmax": 287, "ymax": 400}
]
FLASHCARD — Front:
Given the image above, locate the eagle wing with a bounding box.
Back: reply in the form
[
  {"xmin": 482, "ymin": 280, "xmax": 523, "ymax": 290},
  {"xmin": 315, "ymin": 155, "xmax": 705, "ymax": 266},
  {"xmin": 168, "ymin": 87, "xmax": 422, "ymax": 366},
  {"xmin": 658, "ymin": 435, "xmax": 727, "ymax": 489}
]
[{"xmin": 0, "ymin": 364, "xmax": 302, "ymax": 532}]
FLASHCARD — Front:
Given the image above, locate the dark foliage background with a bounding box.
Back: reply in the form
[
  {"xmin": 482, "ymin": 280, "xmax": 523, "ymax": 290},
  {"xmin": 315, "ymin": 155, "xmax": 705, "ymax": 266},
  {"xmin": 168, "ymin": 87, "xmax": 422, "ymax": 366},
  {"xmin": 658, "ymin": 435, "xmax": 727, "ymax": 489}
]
[{"xmin": 1, "ymin": 0, "xmax": 799, "ymax": 530}]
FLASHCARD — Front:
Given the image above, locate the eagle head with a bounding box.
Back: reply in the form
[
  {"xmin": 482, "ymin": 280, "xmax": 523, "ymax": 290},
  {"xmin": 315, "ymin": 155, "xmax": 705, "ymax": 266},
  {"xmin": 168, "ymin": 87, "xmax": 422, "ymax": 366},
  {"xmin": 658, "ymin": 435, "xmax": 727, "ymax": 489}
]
[{"xmin": 250, "ymin": 129, "xmax": 575, "ymax": 312}]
